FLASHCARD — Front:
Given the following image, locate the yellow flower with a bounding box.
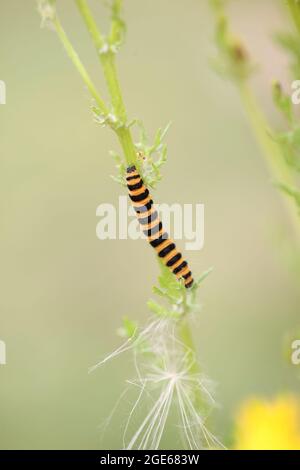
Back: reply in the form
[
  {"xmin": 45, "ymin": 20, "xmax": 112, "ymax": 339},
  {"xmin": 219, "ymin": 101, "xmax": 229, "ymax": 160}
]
[{"xmin": 234, "ymin": 396, "xmax": 300, "ymax": 450}]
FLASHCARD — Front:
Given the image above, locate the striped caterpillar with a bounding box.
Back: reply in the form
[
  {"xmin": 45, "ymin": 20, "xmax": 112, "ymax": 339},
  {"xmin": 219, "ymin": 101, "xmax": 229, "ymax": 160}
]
[{"xmin": 126, "ymin": 165, "xmax": 194, "ymax": 288}]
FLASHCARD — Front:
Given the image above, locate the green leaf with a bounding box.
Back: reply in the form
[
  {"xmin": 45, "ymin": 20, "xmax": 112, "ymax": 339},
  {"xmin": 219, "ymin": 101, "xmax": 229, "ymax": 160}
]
[
  {"xmin": 109, "ymin": 150, "xmax": 126, "ymax": 185},
  {"xmin": 117, "ymin": 316, "xmax": 137, "ymax": 338},
  {"xmin": 132, "ymin": 121, "xmax": 170, "ymax": 188},
  {"xmin": 194, "ymin": 267, "xmax": 214, "ymax": 288},
  {"xmin": 147, "ymin": 299, "xmax": 177, "ymax": 318}
]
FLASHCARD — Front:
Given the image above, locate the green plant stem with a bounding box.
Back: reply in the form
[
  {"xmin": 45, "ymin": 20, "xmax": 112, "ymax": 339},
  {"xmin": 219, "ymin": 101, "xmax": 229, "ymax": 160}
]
[
  {"xmin": 177, "ymin": 283, "xmax": 206, "ymax": 411},
  {"xmin": 75, "ymin": 0, "xmax": 137, "ymax": 167},
  {"xmin": 75, "ymin": 0, "xmax": 125, "ymax": 119},
  {"xmin": 287, "ymin": 0, "xmax": 300, "ymax": 35},
  {"xmin": 53, "ymin": 15, "xmax": 108, "ymax": 116},
  {"xmin": 116, "ymin": 126, "xmax": 137, "ymax": 165},
  {"xmin": 239, "ymin": 82, "xmax": 300, "ymax": 245},
  {"xmin": 179, "ymin": 315, "xmax": 207, "ymax": 412},
  {"xmin": 179, "ymin": 317, "xmax": 201, "ymax": 376}
]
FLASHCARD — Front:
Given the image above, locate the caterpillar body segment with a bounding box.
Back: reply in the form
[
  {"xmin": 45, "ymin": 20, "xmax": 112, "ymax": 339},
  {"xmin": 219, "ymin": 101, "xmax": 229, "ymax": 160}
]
[{"xmin": 126, "ymin": 165, "xmax": 194, "ymax": 288}]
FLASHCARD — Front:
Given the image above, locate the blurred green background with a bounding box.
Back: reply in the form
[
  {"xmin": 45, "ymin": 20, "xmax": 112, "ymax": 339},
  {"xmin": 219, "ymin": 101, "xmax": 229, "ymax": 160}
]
[{"xmin": 0, "ymin": 0, "xmax": 299, "ymax": 449}]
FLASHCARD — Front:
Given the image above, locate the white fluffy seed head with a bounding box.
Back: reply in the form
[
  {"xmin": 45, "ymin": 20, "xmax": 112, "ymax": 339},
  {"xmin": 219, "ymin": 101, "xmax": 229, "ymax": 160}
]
[{"xmin": 92, "ymin": 317, "xmax": 225, "ymax": 450}]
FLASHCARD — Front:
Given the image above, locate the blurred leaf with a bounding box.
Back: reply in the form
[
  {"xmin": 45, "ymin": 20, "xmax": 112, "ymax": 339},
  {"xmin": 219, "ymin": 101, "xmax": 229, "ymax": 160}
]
[
  {"xmin": 275, "ymin": 31, "xmax": 300, "ymax": 77},
  {"xmin": 211, "ymin": 12, "xmax": 256, "ymax": 83},
  {"xmin": 193, "ymin": 267, "xmax": 214, "ymax": 288},
  {"xmin": 117, "ymin": 316, "xmax": 137, "ymax": 338},
  {"xmin": 275, "ymin": 32, "xmax": 300, "ymax": 58},
  {"xmin": 277, "ymin": 182, "xmax": 300, "ymax": 211},
  {"xmin": 275, "ymin": 127, "xmax": 300, "ymax": 172},
  {"xmin": 272, "ymin": 81, "xmax": 294, "ymax": 125}
]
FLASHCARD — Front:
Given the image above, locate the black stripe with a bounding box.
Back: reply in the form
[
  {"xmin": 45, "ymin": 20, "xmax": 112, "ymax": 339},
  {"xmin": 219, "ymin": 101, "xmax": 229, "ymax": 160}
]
[
  {"xmin": 173, "ymin": 261, "xmax": 187, "ymax": 275},
  {"xmin": 166, "ymin": 253, "xmax": 182, "ymax": 267},
  {"xmin": 134, "ymin": 200, "xmax": 153, "ymax": 213},
  {"xmin": 158, "ymin": 243, "xmax": 176, "ymax": 258},
  {"xmin": 127, "ymin": 180, "xmax": 143, "ymax": 191},
  {"xmin": 143, "ymin": 221, "xmax": 162, "ymax": 237},
  {"xmin": 126, "ymin": 175, "xmax": 139, "ymax": 182},
  {"xmin": 139, "ymin": 211, "xmax": 158, "ymax": 226},
  {"xmin": 149, "ymin": 233, "xmax": 168, "ymax": 247},
  {"xmin": 185, "ymin": 279, "xmax": 193, "ymax": 288},
  {"xmin": 129, "ymin": 189, "xmax": 149, "ymax": 202},
  {"xmin": 182, "ymin": 270, "xmax": 192, "ymax": 280}
]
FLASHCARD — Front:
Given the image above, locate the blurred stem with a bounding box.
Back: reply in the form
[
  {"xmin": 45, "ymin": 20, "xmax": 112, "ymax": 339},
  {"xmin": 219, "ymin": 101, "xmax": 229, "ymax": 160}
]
[
  {"xmin": 287, "ymin": 0, "xmax": 300, "ymax": 35},
  {"xmin": 52, "ymin": 15, "xmax": 108, "ymax": 115},
  {"xmin": 239, "ymin": 83, "xmax": 300, "ymax": 245},
  {"xmin": 75, "ymin": 0, "xmax": 137, "ymax": 166},
  {"xmin": 209, "ymin": 0, "xmax": 300, "ymax": 246}
]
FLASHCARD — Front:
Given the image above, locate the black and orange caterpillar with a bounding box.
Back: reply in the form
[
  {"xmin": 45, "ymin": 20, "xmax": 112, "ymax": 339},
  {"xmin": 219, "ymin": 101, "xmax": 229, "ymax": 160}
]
[{"xmin": 126, "ymin": 165, "xmax": 194, "ymax": 288}]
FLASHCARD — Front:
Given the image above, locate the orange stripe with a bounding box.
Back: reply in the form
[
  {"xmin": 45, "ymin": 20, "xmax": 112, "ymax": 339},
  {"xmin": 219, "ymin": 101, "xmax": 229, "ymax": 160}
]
[
  {"xmin": 128, "ymin": 179, "xmax": 141, "ymax": 186},
  {"xmin": 162, "ymin": 247, "xmax": 178, "ymax": 264},
  {"xmin": 129, "ymin": 185, "xmax": 147, "ymax": 196},
  {"xmin": 137, "ymin": 207, "xmax": 154, "ymax": 219},
  {"xmin": 171, "ymin": 257, "xmax": 185, "ymax": 272},
  {"xmin": 175, "ymin": 270, "xmax": 190, "ymax": 280},
  {"xmin": 127, "ymin": 170, "xmax": 139, "ymax": 178},
  {"xmin": 175, "ymin": 270, "xmax": 185, "ymax": 279},
  {"xmin": 178, "ymin": 265, "xmax": 190, "ymax": 278},
  {"xmin": 184, "ymin": 275, "xmax": 193, "ymax": 285},
  {"xmin": 143, "ymin": 218, "xmax": 161, "ymax": 231},
  {"xmin": 154, "ymin": 238, "xmax": 173, "ymax": 254},
  {"xmin": 175, "ymin": 266, "xmax": 189, "ymax": 279},
  {"xmin": 133, "ymin": 195, "xmax": 152, "ymax": 208}
]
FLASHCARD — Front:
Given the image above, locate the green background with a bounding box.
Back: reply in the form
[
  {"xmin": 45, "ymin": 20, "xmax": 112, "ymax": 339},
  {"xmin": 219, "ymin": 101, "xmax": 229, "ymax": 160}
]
[{"xmin": 0, "ymin": 0, "xmax": 299, "ymax": 449}]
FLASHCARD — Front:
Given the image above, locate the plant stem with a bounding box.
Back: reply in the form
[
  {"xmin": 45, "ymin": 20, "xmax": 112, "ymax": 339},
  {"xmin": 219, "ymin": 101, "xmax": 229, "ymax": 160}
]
[
  {"xmin": 75, "ymin": 0, "xmax": 137, "ymax": 167},
  {"xmin": 239, "ymin": 82, "xmax": 300, "ymax": 244},
  {"xmin": 53, "ymin": 15, "xmax": 108, "ymax": 116},
  {"xmin": 179, "ymin": 315, "xmax": 207, "ymax": 412},
  {"xmin": 116, "ymin": 126, "xmax": 137, "ymax": 166},
  {"xmin": 179, "ymin": 317, "xmax": 201, "ymax": 375},
  {"xmin": 75, "ymin": 0, "xmax": 125, "ymax": 119}
]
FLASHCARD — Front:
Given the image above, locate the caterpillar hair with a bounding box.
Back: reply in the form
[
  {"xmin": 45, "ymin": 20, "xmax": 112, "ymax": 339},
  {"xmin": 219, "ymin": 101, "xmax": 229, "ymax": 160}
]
[{"xmin": 126, "ymin": 165, "xmax": 194, "ymax": 289}]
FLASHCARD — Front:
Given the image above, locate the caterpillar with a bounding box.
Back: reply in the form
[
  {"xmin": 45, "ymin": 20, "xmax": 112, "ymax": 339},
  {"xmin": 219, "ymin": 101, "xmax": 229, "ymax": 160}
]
[{"xmin": 126, "ymin": 165, "xmax": 194, "ymax": 288}]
